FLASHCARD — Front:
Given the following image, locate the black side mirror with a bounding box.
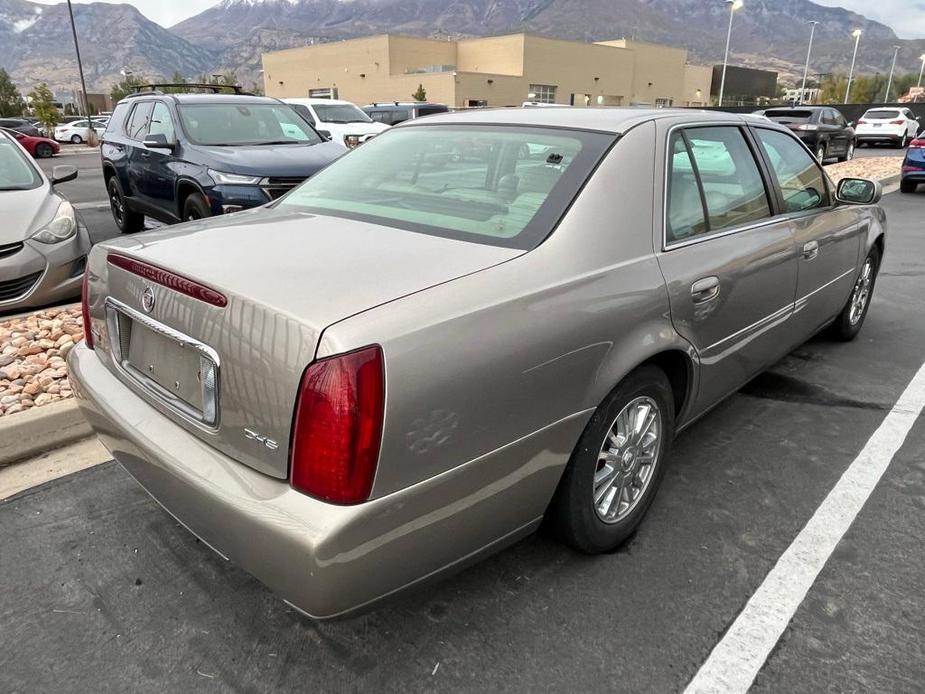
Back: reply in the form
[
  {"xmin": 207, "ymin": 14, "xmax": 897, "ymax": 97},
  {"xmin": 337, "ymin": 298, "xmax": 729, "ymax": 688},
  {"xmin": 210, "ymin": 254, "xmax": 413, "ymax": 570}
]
[
  {"xmin": 836, "ymin": 177, "xmax": 881, "ymax": 206},
  {"xmin": 142, "ymin": 133, "xmax": 175, "ymax": 150},
  {"xmin": 51, "ymin": 165, "xmax": 78, "ymax": 185},
  {"xmin": 316, "ymin": 129, "xmax": 332, "ymax": 141}
]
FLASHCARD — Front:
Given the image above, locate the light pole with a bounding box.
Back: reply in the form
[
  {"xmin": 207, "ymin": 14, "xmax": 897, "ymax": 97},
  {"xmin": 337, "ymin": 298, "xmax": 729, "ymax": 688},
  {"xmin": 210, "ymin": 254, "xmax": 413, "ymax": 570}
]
[
  {"xmin": 65, "ymin": 0, "xmax": 91, "ymax": 122},
  {"xmin": 718, "ymin": 0, "xmax": 743, "ymax": 107},
  {"xmin": 918, "ymin": 54, "xmax": 925, "ymax": 88},
  {"xmin": 799, "ymin": 20, "xmax": 819, "ymax": 105},
  {"xmin": 884, "ymin": 46, "xmax": 900, "ymax": 103},
  {"xmin": 845, "ymin": 29, "xmax": 862, "ymax": 105}
]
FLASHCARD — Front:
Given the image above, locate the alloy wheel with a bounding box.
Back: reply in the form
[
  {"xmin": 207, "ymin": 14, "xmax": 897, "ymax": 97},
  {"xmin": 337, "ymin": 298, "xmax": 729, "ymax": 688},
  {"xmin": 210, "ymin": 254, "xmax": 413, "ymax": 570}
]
[
  {"xmin": 108, "ymin": 182, "xmax": 125, "ymax": 225},
  {"xmin": 846, "ymin": 142, "xmax": 855, "ymax": 160},
  {"xmin": 592, "ymin": 396, "xmax": 662, "ymax": 524},
  {"xmin": 816, "ymin": 144, "xmax": 826, "ymax": 162},
  {"xmin": 849, "ymin": 257, "xmax": 874, "ymax": 326}
]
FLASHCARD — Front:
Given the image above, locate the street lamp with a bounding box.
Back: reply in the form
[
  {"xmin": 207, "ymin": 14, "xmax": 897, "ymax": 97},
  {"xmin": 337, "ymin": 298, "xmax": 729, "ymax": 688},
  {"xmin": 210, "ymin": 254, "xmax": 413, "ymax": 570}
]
[
  {"xmin": 918, "ymin": 54, "xmax": 925, "ymax": 88},
  {"xmin": 718, "ymin": 0, "xmax": 743, "ymax": 107},
  {"xmin": 799, "ymin": 21, "xmax": 819, "ymax": 105},
  {"xmin": 884, "ymin": 46, "xmax": 900, "ymax": 103},
  {"xmin": 845, "ymin": 29, "xmax": 862, "ymax": 105}
]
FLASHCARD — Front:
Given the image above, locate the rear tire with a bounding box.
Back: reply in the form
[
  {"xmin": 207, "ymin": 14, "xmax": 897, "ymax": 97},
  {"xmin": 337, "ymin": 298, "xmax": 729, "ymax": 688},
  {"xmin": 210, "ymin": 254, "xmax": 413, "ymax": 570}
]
[
  {"xmin": 70, "ymin": 134, "xmax": 83, "ymax": 145},
  {"xmin": 182, "ymin": 192, "xmax": 211, "ymax": 221},
  {"xmin": 548, "ymin": 365, "xmax": 675, "ymax": 554},
  {"xmin": 815, "ymin": 142, "xmax": 827, "ymax": 162},
  {"xmin": 35, "ymin": 143, "xmax": 54, "ymax": 158},
  {"xmin": 107, "ymin": 176, "xmax": 144, "ymax": 234},
  {"xmin": 899, "ymin": 135, "xmax": 909, "ymax": 149},
  {"xmin": 830, "ymin": 246, "xmax": 880, "ymax": 342},
  {"xmin": 900, "ymin": 179, "xmax": 918, "ymax": 194},
  {"xmin": 838, "ymin": 140, "xmax": 855, "ymax": 163}
]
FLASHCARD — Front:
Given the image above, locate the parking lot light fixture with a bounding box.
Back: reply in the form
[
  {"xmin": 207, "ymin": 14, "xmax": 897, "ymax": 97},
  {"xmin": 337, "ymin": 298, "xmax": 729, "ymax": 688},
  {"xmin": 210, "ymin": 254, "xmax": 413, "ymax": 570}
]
[
  {"xmin": 800, "ymin": 21, "xmax": 819, "ymax": 105},
  {"xmin": 718, "ymin": 0, "xmax": 744, "ymax": 107},
  {"xmin": 884, "ymin": 46, "xmax": 900, "ymax": 103},
  {"xmin": 918, "ymin": 54, "xmax": 925, "ymax": 88},
  {"xmin": 845, "ymin": 29, "xmax": 863, "ymax": 104}
]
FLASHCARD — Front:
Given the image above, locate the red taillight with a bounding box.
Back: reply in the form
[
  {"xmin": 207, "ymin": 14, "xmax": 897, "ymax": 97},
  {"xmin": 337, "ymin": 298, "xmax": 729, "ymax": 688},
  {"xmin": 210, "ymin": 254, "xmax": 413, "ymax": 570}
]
[
  {"xmin": 80, "ymin": 267, "xmax": 93, "ymax": 350},
  {"xmin": 107, "ymin": 253, "xmax": 227, "ymax": 308},
  {"xmin": 910, "ymin": 139, "xmax": 925, "ymax": 149},
  {"xmin": 290, "ymin": 345, "xmax": 385, "ymax": 504},
  {"xmin": 891, "ymin": 119, "xmax": 905, "ymax": 125},
  {"xmin": 858, "ymin": 119, "xmax": 867, "ymax": 125}
]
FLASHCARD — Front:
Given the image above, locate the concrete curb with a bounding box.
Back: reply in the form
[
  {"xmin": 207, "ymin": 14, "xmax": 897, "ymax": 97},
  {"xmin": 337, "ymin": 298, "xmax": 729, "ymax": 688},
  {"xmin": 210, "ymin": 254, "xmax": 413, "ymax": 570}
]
[{"xmin": 0, "ymin": 399, "xmax": 92, "ymax": 467}]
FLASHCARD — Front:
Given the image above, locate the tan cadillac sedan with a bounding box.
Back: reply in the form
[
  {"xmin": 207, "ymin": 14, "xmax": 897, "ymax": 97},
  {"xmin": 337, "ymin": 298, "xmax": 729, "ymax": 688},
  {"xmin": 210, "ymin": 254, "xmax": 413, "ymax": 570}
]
[{"xmin": 70, "ymin": 108, "xmax": 885, "ymax": 618}]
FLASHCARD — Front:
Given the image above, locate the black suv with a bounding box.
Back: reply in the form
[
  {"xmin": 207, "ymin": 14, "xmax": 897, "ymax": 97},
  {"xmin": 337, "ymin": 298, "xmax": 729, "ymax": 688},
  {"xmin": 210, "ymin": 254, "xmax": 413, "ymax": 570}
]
[
  {"xmin": 760, "ymin": 106, "xmax": 856, "ymax": 163},
  {"xmin": 101, "ymin": 86, "xmax": 346, "ymax": 233},
  {"xmin": 363, "ymin": 102, "xmax": 449, "ymax": 126}
]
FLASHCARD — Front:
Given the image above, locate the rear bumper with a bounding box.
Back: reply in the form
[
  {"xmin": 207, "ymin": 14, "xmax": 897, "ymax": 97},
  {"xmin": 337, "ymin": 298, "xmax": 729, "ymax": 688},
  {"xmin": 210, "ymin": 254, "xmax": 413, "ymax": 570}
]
[
  {"xmin": 68, "ymin": 342, "xmax": 582, "ymax": 618},
  {"xmin": 857, "ymin": 133, "xmax": 904, "ymax": 143}
]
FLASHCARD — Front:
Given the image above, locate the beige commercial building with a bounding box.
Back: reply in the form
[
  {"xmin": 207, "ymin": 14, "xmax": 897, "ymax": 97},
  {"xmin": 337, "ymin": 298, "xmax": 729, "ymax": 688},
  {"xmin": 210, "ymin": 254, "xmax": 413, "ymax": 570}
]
[{"xmin": 263, "ymin": 34, "xmax": 713, "ymax": 109}]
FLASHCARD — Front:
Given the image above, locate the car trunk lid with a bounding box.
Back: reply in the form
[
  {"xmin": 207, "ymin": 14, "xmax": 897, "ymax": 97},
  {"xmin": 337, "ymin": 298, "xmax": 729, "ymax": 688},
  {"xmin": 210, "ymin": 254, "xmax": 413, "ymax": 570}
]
[{"xmin": 92, "ymin": 207, "xmax": 522, "ymax": 479}]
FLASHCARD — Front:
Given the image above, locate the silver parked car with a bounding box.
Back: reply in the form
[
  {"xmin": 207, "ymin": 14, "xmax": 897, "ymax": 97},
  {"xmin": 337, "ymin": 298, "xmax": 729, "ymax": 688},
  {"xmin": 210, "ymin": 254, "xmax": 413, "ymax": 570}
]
[
  {"xmin": 70, "ymin": 109, "xmax": 885, "ymax": 618},
  {"xmin": 0, "ymin": 130, "xmax": 90, "ymax": 313}
]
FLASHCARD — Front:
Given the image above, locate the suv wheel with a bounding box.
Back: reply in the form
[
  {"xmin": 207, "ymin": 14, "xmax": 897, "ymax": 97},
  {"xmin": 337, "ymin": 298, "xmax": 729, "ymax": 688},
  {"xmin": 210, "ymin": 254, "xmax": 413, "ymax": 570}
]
[
  {"xmin": 107, "ymin": 177, "xmax": 144, "ymax": 233},
  {"xmin": 815, "ymin": 142, "xmax": 827, "ymax": 162},
  {"xmin": 900, "ymin": 179, "xmax": 918, "ymax": 194},
  {"xmin": 548, "ymin": 365, "xmax": 675, "ymax": 553},
  {"xmin": 182, "ymin": 192, "xmax": 211, "ymax": 221},
  {"xmin": 899, "ymin": 134, "xmax": 909, "ymax": 149}
]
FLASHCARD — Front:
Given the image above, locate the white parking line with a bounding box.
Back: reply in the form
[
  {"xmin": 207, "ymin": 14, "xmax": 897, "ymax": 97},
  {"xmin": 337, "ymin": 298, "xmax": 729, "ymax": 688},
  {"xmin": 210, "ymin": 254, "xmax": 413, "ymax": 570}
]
[
  {"xmin": 73, "ymin": 201, "xmax": 110, "ymax": 210},
  {"xmin": 684, "ymin": 360, "xmax": 925, "ymax": 694}
]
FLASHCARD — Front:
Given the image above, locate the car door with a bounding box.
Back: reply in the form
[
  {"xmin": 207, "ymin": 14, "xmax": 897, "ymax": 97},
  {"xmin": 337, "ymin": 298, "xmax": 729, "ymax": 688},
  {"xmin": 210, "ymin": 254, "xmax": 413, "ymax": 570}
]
[
  {"xmin": 825, "ymin": 109, "xmax": 848, "ymax": 155},
  {"xmin": 656, "ymin": 124, "xmax": 799, "ymax": 415},
  {"xmin": 137, "ymin": 100, "xmax": 179, "ymax": 216},
  {"xmin": 752, "ymin": 127, "xmax": 862, "ymax": 340},
  {"xmin": 123, "ymin": 100, "xmax": 155, "ymax": 203}
]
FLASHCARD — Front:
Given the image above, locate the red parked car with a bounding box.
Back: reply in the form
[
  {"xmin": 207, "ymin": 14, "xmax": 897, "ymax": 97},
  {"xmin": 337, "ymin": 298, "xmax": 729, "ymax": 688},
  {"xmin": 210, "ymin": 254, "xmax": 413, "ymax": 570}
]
[{"xmin": 0, "ymin": 127, "xmax": 59, "ymax": 159}]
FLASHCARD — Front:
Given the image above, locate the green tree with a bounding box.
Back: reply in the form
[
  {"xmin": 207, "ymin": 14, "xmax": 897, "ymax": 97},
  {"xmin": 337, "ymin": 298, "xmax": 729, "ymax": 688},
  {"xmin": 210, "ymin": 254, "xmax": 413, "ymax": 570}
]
[
  {"xmin": 412, "ymin": 83, "xmax": 427, "ymax": 101},
  {"xmin": 110, "ymin": 73, "xmax": 146, "ymax": 102},
  {"xmin": 28, "ymin": 83, "xmax": 59, "ymax": 132},
  {"xmin": 0, "ymin": 68, "xmax": 25, "ymax": 117},
  {"xmin": 161, "ymin": 71, "xmax": 188, "ymax": 93}
]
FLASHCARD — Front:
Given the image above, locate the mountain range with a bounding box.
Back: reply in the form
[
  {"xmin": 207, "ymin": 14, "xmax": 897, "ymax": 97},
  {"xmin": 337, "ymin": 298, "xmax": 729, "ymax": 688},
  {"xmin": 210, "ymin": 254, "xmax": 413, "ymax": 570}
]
[{"xmin": 2, "ymin": 0, "xmax": 924, "ymax": 96}]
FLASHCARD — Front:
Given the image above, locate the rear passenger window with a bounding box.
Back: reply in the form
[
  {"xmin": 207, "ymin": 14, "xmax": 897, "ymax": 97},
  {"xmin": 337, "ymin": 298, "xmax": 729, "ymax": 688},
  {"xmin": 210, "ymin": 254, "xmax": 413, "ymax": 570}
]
[
  {"xmin": 684, "ymin": 127, "xmax": 771, "ymax": 233},
  {"xmin": 754, "ymin": 128, "xmax": 828, "ymax": 213},
  {"xmin": 667, "ymin": 133, "xmax": 708, "ymax": 242},
  {"xmin": 126, "ymin": 102, "xmax": 154, "ymax": 141}
]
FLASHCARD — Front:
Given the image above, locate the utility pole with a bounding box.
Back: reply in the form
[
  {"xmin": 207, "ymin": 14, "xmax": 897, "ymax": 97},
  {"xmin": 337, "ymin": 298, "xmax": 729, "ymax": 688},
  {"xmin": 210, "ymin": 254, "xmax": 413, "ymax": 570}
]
[
  {"xmin": 845, "ymin": 29, "xmax": 862, "ymax": 105},
  {"xmin": 66, "ymin": 0, "xmax": 92, "ymax": 122},
  {"xmin": 800, "ymin": 21, "xmax": 819, "ymax": 105},
  {"xmin": 884, "ymin": 46, "xmax": 900, "ymax": 103},
  {"xmin": 719, "ymin": 0, "xmax": 743, "ymax": 107}
]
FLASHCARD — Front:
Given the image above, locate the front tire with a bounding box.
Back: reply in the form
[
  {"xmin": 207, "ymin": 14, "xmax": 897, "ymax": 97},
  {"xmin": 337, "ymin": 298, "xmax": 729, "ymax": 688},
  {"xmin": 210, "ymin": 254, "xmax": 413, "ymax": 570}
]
[
  {"xmin": 107, "ymin": 177, "xmax": 144, "ymax": 234},
  {"xmin": 815, "ymin": 142, "xmax": 827, "ymax": 162},
  {"xmin": 35, "ymin": 143, "xmax": 54, "ymax": 158},
  {"xmin": 70, "ymin": 134, "xmax": 83, "ymax": 145},
  {"xmin": 548, "ymin": 365, "xmax": 675, "ymax": 554},
  {"xmin": 182, "ymin": 192, "xmax": 211, "ymax": 221},
  {"xmin": 831, "ymin": 246, "xmax": 880, "ymax": 342}
]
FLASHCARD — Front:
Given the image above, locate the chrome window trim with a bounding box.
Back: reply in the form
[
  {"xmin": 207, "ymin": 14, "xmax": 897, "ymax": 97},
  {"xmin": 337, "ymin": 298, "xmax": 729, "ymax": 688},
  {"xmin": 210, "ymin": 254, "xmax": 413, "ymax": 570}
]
[
  {"xmin": 105, "ymin": 297, "xmax": 222, "ymax": 431},
  {"xmin": 660, "ymin": 121, "xmax": 833, "ymax": 252}
]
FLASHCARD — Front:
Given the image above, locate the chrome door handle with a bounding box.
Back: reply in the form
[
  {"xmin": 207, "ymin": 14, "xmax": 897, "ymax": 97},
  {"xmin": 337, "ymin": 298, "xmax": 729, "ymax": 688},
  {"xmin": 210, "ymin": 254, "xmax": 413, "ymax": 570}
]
[
  {"xmin": 803, "ymin": 241, "xmax": 820, "ymax": 260},
  {"xmin": 691, "ymin": 276, "xmax": 720, "ymax": 304}
]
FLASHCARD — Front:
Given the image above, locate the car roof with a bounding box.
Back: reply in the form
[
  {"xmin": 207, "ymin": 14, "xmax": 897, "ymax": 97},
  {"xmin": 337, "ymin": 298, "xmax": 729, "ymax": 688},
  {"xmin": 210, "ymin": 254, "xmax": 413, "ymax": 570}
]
[
  {"xmin": 121, "ymin": 93, "xmax": 282, "ymax": 105},
  {"xmin": 765, "ymin": 106, "xmax": 827, "ymax": 112},
  {"xmin": 282, "ymin": 98, "xmax": 358, "ymax": 106},
  {"xmin": 365, "ymin": 102, "xmax": 446, "ymax": 109},
  {"xmin": 391, "ymin": 107, "xmax": 776, "ymax": 135}
]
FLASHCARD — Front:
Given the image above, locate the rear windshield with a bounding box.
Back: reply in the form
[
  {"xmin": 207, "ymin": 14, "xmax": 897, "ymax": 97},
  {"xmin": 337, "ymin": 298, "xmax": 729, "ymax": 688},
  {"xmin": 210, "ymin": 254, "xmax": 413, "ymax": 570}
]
[
  {"xmin": 765, "ymin": 110, "xmax": 814, "ymax": 124},
  {"xmin": 416, "ymin": 105, "xmax": 449, "ymax": 117},
  {"xmin": 0, "ymin": 139, "xmax": 41, "ymax": 190},
  {"xmin": 277, "ymin": 125, "xmax": 615, "ymax": 249},
  {"xmin": 313, "ymin": 103, "xmax": 371, "ymax": 124},
  {"xmin": 863, "ymin": 110, "xmax": 901, "ymax": 120},
  {"xmin": 177, "ymin": 103, "xmax": 322, "ymax": 146}
]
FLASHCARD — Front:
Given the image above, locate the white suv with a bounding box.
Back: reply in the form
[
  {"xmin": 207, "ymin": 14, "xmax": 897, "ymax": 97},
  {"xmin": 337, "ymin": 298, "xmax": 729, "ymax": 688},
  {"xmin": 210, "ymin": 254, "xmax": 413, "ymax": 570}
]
[
  {"xmin": 282, "ymin": 98, "xmax": 389, "ymax": 148},
  {"xmin": 855, "ymin": 108, "xmax": 921, "ymax": 148}
]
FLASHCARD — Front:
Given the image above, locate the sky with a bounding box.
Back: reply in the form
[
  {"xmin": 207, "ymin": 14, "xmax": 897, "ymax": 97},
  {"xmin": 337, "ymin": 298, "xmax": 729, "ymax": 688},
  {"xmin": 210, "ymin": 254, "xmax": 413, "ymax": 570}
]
[{"xmin": 28, "ymin": 0, "xmax": 925, "ymax": 37}]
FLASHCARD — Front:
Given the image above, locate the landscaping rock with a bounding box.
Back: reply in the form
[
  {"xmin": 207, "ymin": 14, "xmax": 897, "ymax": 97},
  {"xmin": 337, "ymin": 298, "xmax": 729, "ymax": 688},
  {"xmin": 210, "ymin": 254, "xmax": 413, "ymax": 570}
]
[{"xmin": 0, "ymin": 305, "xmax": 84, "ymax": 418}]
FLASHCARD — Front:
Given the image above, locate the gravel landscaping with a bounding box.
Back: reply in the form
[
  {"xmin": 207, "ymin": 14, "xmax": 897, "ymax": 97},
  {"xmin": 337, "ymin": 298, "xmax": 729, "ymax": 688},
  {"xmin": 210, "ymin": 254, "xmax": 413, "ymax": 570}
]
[
  {"xmin": 826, "ymin": 156, "xmax": 903, "ymax": 183},
  {"xmin": 0, "ymin": 307, "xmax": 83, "ymax": 417}
]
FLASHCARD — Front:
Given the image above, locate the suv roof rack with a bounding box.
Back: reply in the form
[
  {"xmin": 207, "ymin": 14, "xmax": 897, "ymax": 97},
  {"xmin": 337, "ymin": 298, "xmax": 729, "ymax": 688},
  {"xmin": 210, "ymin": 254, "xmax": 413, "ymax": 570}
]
[{"xmin": 128, "ymin": 83, "xmax": 253, "ymax": 97}]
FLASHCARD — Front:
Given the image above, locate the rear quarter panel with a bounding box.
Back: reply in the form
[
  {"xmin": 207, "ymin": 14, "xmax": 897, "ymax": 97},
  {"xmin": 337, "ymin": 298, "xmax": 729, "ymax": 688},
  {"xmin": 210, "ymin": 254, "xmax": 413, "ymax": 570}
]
[{"xmin": 318, "ymin": 121, "xmax": 695, "ymax": 500}]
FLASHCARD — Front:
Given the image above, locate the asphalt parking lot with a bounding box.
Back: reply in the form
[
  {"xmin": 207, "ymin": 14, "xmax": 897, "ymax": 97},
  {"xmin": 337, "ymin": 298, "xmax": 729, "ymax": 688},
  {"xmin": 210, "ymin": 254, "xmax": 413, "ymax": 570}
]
[{"xmin": 3, "ymin": 156, "xmax": 923, "ymax": 694}]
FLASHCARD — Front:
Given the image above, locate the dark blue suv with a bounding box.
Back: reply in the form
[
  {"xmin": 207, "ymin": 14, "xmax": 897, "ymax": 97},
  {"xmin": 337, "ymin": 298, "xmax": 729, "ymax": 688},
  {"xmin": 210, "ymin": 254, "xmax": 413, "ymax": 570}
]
[{"xmin": 101, "ymin": 87, "xmax": 346, "ymax": 233}]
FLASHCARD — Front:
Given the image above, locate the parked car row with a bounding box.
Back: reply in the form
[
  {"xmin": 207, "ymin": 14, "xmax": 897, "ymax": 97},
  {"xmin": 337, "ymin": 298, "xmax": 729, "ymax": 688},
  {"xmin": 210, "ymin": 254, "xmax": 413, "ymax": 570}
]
[{"xmin": 0, "ymin": 127, "xmax": 59, "ymax": 158}]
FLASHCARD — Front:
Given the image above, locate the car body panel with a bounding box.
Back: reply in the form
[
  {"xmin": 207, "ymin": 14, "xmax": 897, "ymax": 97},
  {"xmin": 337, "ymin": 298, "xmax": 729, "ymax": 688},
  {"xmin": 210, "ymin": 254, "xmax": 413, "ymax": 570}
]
[
  {"xmin": 70, "ymin": 108, "xmax": 886, "ymax": 617},
  {"xmin": 901, "ymin": 141, "xmax": 925, "ymax": 188}
]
